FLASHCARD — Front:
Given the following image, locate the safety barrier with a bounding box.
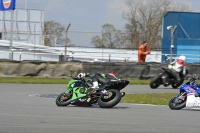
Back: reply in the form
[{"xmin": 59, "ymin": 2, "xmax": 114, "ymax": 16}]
[{"xmin": 0, "ymin": 60, "xmax": 199, "ymax": 79}]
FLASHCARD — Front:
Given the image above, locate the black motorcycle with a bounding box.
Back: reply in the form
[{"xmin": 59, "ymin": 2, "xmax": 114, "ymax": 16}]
[
  {"xmin": 56, "ymin": 75, "xmax": 129, "ymax": 108},
  {"xmin": 150, "ymin": 66, "xmax": 187, "ymax": 89}
]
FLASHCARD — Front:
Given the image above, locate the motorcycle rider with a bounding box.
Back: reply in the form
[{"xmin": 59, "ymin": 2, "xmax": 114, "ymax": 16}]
[
  {"xmin": 76, "ymin": 72, "xmax": 117, "ymax": 94},
  {"xmin": 164, "ymin": 55, "xmax": 187, "ymax": 84},
  {"xmin": 62, "ymin": 72, "xmax": 116, "ymax": 100}
]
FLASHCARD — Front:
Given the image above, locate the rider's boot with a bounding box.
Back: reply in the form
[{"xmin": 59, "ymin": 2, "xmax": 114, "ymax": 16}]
[
  {"xmin": 176, "ymin": 74, "xmax": 181, "ymax": 82},
  {"xmin": 61, "ymin": 92, "xmax": 70, "ymax": 100},
  {"xmin": 87, "ymin": 81, "xmax": 99, "ymax": 95},
  {"xmin": 162, "ymin": 75, "xmax": 168, "ymax": 85}
]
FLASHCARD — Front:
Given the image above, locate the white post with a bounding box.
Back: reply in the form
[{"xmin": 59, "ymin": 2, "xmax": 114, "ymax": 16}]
[
  {"xmin": 54, "ymin": 36, "xmax": 57, "ymax": 47},
  {"xmin": 25, "ymin": 0, "xmax": 27, "ymax": 39},
  {"xmin": 101, "ymin": 25, "xmax": 105, "ymax": 61},
  {"xmin": 0, "ymin": 11, "xmax": 2, "ymax": 34},
  {"xmin": 19, "ymin": 52, "xmax": 21, "ymax": 61},
  {"xmin": 170, "ymin": 26, "xmax": 177, "ymax": 63},
  {"xmin": 170, "ymin": 28, "xmax": 173, "ymax": 63},
  {"xmin": 65, "ymin": 22, "xmax": 71, "ymax": 61},
  {"xmin": 10, "ymin": 10, "xmax": 14, "ymax": 50}
]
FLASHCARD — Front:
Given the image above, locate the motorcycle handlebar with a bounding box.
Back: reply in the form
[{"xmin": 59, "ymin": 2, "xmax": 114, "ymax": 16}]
[{"xmin": 161, "ymin": 66, "xmax": 169, "ymax": 70}]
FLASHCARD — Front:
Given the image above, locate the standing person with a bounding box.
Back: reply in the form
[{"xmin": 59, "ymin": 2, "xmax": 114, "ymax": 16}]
[{"xmin": 138, "ymin": 41, "xmax": 151, "ymax": 62}]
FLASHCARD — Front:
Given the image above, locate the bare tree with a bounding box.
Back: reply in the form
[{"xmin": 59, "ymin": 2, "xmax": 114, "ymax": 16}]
[
  {"xmin": 91, "ymin": 36, "xmax": 104, "ymax": 48},
  {"xmin": 115, "ymin": 30, "xmax": 131, "ymax": 48},
  {"xmin": 171, "ymin": 2, "xmax": 193, "ymax": 11},
  {"xmin": 122, "ymin": 0, "xmax": 193, "ymax": 49},
  {"xmin": 91, "ymin": 23, "xmax": 130, "ymax": 48},
  {"xmin": 44, "ymin": 21, "xmax": 71, "ymax": 46}
]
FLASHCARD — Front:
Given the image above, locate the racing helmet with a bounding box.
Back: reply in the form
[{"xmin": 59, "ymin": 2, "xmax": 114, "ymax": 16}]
[
  {"xmin": 190, "ymin": 75, "xmax": 199, "ymax": 85},
  {"xmin": 179, "ymin": 55, "xmax": 186, "ymax": 61},
  {"xmin": 108, "ymin": 72, "xmax": 115, "ymax": 77}
]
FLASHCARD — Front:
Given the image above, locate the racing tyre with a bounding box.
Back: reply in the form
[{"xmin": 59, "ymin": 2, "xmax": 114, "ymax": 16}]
[
  {"xmin": 150, "ymin": 75, "xmax": 162, "ymax": 89},
  {"xmin": 98, "ymin": 89, "xmax": 121, "ymax": 108},
  {"xmin": 56, "ymin": 92, "xmax": 72, "ymax": 106},
  {"xmin": 169, "ymin": 94, "xmax": 186, "ymax": 110},
  {"xmin": 171, "ymin": 79, "xmax": 184, "ymax": 89}
]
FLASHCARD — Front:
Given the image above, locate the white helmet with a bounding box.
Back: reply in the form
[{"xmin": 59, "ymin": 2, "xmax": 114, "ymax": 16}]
[
  {"xmin": 77, "ymin": 73, "xmax": 85, "ymax": 79},
  {"xmin": 179, "ymin": 55, "xmax": 186, "ymax": 61}
]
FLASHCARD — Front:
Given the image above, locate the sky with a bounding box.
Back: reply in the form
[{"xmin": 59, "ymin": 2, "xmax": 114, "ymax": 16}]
[
  {"xmin": 15, "ymin": 0, "xmax": 200, "ymax": 32},
  {"xmin": 15, "ymin": 0, "xmax": 200, "ymax": 47},
  {"xmin": 16, "ymin": 0, "xmax": 128, "ymax": 32}
]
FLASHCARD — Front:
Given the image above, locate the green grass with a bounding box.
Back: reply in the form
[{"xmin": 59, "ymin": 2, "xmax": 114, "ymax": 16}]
[
  {"xmin": 127, "ymin": 79, "xmax": 151, "ymax": 85},
  {"xmin": 0, "ymin": 77, "xmax": 71, "ymax": 84},
  {"xmin": 0, "ymin": 77, "xmax": 199, "ymax": 85},
  {"xmin": 0, "ymin": 77, "xmax": 199, "ymax": 84},
  {"xmin": 0, "ymin": 77, "xmax": 152, "ymax": 84},
  {"xmin": 121, "ymin": 93, "xmax": 177, "ymax": 105}
]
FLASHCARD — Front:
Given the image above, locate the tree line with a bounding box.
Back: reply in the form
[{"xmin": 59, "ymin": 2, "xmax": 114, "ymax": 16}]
[{"xmin": 44, "ymin": 0, "xmax": 193, "ymax": 48}]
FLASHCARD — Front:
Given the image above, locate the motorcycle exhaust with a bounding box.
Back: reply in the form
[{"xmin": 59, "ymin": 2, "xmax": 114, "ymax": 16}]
[{"xmin": 121, "ymin": 92, "xmax": 125, "ymax": 97}]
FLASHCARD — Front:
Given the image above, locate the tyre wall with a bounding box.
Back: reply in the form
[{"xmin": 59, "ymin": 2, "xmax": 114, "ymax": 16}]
[
  {"xmin": 0, "ymin": 60, "xmax": 199, "ymax": 79},
  {"xmin": 0, "ymin": 60, "xmax": 83, "ymax": 78}
]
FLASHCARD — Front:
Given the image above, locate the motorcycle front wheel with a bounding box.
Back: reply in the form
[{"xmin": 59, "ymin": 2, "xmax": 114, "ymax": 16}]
[
  {"xmin": 150, "ymin": 75, "xmax": 162, "ymax": 89},
  {"xmin": 56, "ymin": 92, "xmax": 72, "ymax": 106},
  {"xmin": 168, "ymin": 93, "xmax": 186, "ymax": 110},
  {"xmin": 98, "ymin": 89, "xmax": 121, "ymax": 108}
]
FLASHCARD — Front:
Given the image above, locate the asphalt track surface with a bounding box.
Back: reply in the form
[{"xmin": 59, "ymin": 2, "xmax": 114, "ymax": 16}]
[{"xmin": 0, "ymin": 84, "xmax": 200, "ymax": 133}]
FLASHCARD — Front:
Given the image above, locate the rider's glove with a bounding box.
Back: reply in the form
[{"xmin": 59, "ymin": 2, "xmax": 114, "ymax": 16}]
[
  {"xmin": 76, "ymin": 73, "xmax": 85, "ymax": 79},
  {"xmin": 168, "ymin": 64, "xmax": 172, "ymax": 69},
  {"xmin": 85, "ymin": 73, "xmax": 90, "ymax": 77}
]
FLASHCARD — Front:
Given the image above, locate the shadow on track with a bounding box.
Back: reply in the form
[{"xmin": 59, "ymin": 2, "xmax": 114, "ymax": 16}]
[{"xmin": 56, "ymin": 104, "xmax": 130, "ymax": 109}]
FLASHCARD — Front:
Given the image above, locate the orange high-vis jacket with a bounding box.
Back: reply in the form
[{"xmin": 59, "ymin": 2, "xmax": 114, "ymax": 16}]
[{"xmin": 138, "ymin": 44, "xmax": 151, "ymax": 62}]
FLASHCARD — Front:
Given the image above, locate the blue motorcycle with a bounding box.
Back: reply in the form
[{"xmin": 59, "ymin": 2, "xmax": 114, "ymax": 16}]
[{"xmin": 169, "ymin": 75, "xmax": 200, "ymax": 110}]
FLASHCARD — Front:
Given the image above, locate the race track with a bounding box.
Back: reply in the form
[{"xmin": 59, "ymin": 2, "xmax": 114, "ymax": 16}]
[{"xmin": 0, "ymin": 84, "xmax": 199, "ymax": 133}]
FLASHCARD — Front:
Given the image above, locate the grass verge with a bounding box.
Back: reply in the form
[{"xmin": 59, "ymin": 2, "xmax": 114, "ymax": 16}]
[
  {"xmin": 0, "ymin": 77, "xmax": 152, "ymax": 84},
  {"xmin": 0, "ymin": 77, "xmax": 153, "ymax": 84},
  {"xmin": 0, "ymin": 77, "xmax": 71, "ymax": 84},
  {"xmin": 0, "ymin": 77, "xmax": 198, "ymax": 84},
  {"xmin": 121, "ymin": 93, "xmax": 177, "ymax": 106}
]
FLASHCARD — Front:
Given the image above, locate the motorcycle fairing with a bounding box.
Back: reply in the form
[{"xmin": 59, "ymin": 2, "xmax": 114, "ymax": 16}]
[
  {"xmin": 186, "ymin": 95, "xmax": 200, "ymax": 107},
  {"xmin": 179, "ymin": 82, "xmax": 200, "ymax": 107},
  {"xmin": 66, "ymin": 79, "xmax": 80, "ymax": 93},
  {"xmin": 71, "ymin": 87, "xmax": 87, "ymax": 101},
  {"xmin": 179, "ymin": 82, "xmax": 198, "ymax": 94}
]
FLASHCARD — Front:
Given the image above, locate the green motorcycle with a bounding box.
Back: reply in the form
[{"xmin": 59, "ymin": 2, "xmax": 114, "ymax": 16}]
[{"xmin": 56, "ymin": 75, "xmax": 129, "ymax": 108}]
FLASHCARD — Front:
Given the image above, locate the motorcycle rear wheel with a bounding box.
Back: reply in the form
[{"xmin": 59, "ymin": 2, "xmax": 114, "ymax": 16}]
[
  {"xmin": 168, "ymin": 94, "xmax": 186, "ymax": 110},
  {"xmin": 171, "ymin": 79, "xmax": 184, "ymax": 89},
  {"xmin": 56, "ymin": 92, "xmax": 72, "ymax": 106},
  {"xmin": 98, "ymin": 89, "xmax": 121, "ymax": 108}
]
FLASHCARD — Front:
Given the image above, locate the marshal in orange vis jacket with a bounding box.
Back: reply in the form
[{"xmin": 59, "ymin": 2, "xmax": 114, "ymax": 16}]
[{"xmin": 138, "ymin": 41, "xmax": 151, "ymax": 62}]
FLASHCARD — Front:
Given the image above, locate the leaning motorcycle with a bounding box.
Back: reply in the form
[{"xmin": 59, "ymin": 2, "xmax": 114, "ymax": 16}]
[
  {"xmin": 150, "ymin": 65, "xmax": 187, "ymax": 89},
  {"xmin": 169, "ymin": 75, "xmax": 200, "ymax": 110},
  {"xmin": 55, "ymin": 75, "xmax": 129, "ymax": 108}
]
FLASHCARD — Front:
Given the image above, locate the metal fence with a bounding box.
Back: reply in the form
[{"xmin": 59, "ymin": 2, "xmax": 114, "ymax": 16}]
[
  {"xmin": 0, "ymin": 51, "xmax": 59, "ymax": 61},
  {"xmin": 0, "ymin": 8, "xmax": 44, "ymax": 45},
  {"xmin": 66, "ymin": 31, "xmax": 162, "ymax": 49},
  {"xmin": 0, "ymin": 47, "xmax": 200, "ymax": 63}
]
